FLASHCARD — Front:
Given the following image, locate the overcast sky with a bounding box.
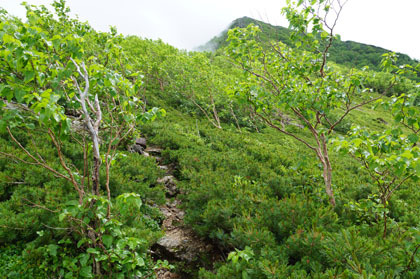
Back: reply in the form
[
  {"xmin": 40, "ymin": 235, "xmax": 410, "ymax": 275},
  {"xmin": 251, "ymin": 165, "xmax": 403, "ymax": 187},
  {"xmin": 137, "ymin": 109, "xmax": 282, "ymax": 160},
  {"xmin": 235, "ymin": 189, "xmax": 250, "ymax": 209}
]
[{"xmin": 2, "ymin": 0, "xmax": 420, "ymax": 60}]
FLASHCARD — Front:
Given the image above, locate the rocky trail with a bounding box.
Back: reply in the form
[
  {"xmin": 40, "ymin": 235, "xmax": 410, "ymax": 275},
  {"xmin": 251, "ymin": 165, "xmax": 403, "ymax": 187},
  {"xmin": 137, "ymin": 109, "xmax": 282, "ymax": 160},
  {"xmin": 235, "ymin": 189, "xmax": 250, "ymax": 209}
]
[{"xmin": 130, "ymin": 138, "xmax": 221, "ymax": 278}]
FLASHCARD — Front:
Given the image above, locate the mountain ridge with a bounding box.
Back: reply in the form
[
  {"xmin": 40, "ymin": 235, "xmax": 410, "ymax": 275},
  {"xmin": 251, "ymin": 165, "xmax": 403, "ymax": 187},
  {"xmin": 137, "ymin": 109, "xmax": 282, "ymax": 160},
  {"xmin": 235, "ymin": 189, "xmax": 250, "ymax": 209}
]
[{"xmin": 198, "ymin": 16, "xmax": 418, "ymax": 71}]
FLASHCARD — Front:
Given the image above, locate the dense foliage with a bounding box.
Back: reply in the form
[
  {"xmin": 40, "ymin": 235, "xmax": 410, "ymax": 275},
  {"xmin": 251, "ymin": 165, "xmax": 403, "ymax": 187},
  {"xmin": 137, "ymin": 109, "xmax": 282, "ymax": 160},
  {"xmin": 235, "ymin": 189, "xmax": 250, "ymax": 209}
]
[
  {"xmin": 1, "ymin": 0, "xmax": 420, "ymax": 278},
  {"xmin": 0, "ymin": 1, "xmax": 165, "ymax": 277}
]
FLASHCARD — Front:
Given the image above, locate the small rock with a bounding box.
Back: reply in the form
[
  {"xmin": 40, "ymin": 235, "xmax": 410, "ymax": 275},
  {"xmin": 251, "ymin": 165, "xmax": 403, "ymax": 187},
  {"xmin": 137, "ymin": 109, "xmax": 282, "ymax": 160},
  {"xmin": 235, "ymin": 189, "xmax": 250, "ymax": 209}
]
[
  {"xmin": 160, "ymin": 207, "xmax": 172, "ymax": 218},
  {"xmin": 155, "ymin": 227, "xmax": 212, "ymax": 262},
  {"xmin": 159, "ymin": 165, "xmax": 169, "ymax": 171},
  {"xmin": 157, "ymin": 176, "xmax": 178, "ymax": 197},
  {"xmin": 156, "ymin": 268, "xmax": 180, "ymax": 279},
  {"xmin": 129, "ymin": 144, "xmax": 144, "ymax": 154},
  {"xmin": 146, "ymin": 146, "xmax": 163, "ymax": 156},
  {"xmin": 176, "ymin": 210, "xmax": 185, "ymax": 219},
  {"xmin": 135, "ymin": 137, "xmax": 147, "ymax": 148},
  {"xmin": 157, "ymin": 175, "xmax": 174, "ymax": 184},
  {"xmin": 157, "ymin": 229, "xmax": 184, "ymax": 250},
  {"xmin": 166, "ymin": 200, "xmax": 180, "ymax": 207}
]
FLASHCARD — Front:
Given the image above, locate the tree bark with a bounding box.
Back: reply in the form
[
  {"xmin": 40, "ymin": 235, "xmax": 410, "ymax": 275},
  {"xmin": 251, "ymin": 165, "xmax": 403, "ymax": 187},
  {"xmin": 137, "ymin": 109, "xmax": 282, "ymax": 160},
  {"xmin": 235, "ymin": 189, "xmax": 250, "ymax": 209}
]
[
  {"xmin": 319, "ymin": 135, "xmax": 336, "ymax": 207},
  {"xmin": 92, "ymin": 156, "xmax": 101, "ymax": 195},
  {"xmin": 322, "ymin": 157, "xmax": 336, "ymax": 207}
]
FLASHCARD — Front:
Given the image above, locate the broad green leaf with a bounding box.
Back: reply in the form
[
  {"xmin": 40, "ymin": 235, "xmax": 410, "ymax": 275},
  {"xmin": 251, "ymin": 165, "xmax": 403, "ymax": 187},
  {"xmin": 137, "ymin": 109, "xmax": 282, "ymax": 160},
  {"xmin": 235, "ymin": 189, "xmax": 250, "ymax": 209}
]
[
  {"xmin": 24, "ymin": 70, "xmax": 35, "ymax": 83},
  {"xmin": 79, "ymin": 266, "xmax": 93, "ymax": 278},
  {"xmin": 48, "ymin": 244, "xmax": 59, "ymax": 257},
  {"xmin": 408, "ymin": 134, "xmax": 419, "ymax": 144},
  {"xmin": 77, "ymin": 239, "xmax": 87, "ymax": 248},
  {"xmin": 14, "ymin": 89, "xmax": 26, "ymax": 103},
  {"xmin": 136, "ymin": 256, "xmax": 145, "ymax": 267},
  {"xmin": 79, "ymin": 253, "xmax": 90, "ymax": 266},
  {"xmin": 102, "ymin": 234, "xmax": 113, "ymax": 248}
]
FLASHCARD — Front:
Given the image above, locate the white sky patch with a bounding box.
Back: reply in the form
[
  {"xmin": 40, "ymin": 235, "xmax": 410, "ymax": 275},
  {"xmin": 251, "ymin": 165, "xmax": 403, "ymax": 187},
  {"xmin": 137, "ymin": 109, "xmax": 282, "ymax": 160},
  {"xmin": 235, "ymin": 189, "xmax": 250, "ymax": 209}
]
[
  {"xmin": 1, "ymin": 0, "xmax": 420, "ymax": 60},
  {"xmin": 335, "ymin": 0, "xmax": 420, "ymax": 60}
]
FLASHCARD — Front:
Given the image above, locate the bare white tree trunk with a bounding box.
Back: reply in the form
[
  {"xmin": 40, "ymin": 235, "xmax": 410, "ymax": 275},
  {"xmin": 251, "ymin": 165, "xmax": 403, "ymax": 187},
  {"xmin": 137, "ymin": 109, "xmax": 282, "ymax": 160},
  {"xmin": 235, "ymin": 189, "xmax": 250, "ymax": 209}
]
[
  {"xmin": 71, "ymin": 58, "xmax": 102, "ymax": 195},
  {"xmin": 209, "ymin": 92, "xmax": 222, "ymax": 129}
]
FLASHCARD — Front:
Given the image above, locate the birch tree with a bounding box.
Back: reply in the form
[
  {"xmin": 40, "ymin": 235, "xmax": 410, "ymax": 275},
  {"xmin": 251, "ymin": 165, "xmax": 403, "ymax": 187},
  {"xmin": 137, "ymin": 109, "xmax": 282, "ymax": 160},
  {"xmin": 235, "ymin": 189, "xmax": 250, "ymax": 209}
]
[{"xmin": 226, "ymin": 0, "xmax": 377, "ymax": 206}]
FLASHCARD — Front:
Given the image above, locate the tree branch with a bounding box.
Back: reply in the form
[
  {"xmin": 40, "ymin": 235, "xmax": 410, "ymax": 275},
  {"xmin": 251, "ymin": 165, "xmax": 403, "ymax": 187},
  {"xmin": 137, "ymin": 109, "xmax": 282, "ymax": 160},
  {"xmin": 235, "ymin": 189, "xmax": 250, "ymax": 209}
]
[
  {"xmin": 255, "ymin": 110, "xmax": 317, "ymax": 152},
  {"xmin": 328, "ymin": 97, "xmax": 380, "ymax": 134}
]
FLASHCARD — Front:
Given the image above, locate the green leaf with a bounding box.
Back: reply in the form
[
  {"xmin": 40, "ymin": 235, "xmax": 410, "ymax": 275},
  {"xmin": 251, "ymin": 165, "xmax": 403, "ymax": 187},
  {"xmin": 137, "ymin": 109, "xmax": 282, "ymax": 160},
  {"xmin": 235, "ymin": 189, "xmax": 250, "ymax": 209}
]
[
  {"xmin": 0, "ymin": 84, "xmax": 6, "ymax": 95},
  {"xmin": 77, "ymin": 239, "xmax": 87, "ymax": 248},
  {"xmin": 136, "ymin": 256, "xmax": 145, "ymax": 267},
  {"xmin": 352, "ymin": 138, "xmax": 363, "ymax": 147},
  {"xmin": 408, "ymin": 134, "xmax": 419, "ymax": 144},
  {"xmin": 14, "ymin": 89, "xmax": 26, "ymax": 103},
  {"xmin": 66, "ymin": 200, "xmax": 80, "ymax": 206},
  {"xmin": 79, "ymin": 253, "xmax": 90, "ymax": 266},
  {"xmin": 3, "ymin": 86, "xmax": 13, "ymax": 101},
  {"xmin": 48, "ymin": 244, "xmax": 59, "ymax": 257},
  {"xmin": 134, "ymin": 197, "xmax": 142, "ymax": 209},
  {"xmin": 102, "ymin": 235, "xmax": 113, "ymax": 248},
  {"xmin": 3, "ymin": 33, "xmax": 17, "ymax": 44},
  {"xmin": 25, "ymin": 123, "xmax": 36, "ymax": 130},
  {"xmin": 401, "ymin": 149, "xmax": 414, "ymax": 159},
  {"xmin": 86, "ymin": 248, "xmax": 99, "ymax": 255},
  {"xmin": 59, "ymin": 212, "xmax": 67, "ymax": 222},
  {"xmin": 24, "ymin": 71, "xmax": 35, "ymax": 83},
  {"xmin": 79, "ymin": 266, "xmax": 93, "ymax": 278}
]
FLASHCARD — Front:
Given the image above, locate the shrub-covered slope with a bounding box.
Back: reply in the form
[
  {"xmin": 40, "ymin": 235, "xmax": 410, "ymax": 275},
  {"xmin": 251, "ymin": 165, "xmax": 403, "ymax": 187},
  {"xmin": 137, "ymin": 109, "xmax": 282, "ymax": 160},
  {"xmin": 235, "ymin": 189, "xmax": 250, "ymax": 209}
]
[
  {"xmin": 1, "ymin": 1, "xmax": 420, "ymax": 278},
  {"xmin": 139, "ymin": 98, "xmax": 420, "ymax": 278}
]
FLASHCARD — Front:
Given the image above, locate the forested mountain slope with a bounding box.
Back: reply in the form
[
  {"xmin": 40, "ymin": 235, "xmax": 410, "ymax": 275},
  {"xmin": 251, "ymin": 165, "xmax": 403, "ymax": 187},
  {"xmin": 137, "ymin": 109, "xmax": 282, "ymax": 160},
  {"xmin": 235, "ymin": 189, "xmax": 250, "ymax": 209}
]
[{"xmin": 199, "ymin": 16, "xmax": 419, "ymax": 72}]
